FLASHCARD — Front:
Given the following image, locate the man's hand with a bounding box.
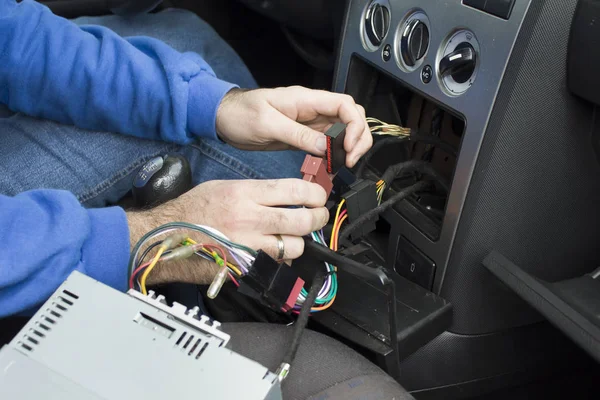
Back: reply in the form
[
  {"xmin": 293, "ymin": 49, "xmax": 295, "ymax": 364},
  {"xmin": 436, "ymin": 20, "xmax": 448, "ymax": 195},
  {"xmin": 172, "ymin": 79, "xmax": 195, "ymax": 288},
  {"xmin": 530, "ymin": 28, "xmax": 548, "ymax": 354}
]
[
  {"xmin": 126, "ymin": 178, "xmax": 328, "ymax": 285},
  {"xmin": 216, "ymin": 86, "xmax": 373, "ymax": 168}
]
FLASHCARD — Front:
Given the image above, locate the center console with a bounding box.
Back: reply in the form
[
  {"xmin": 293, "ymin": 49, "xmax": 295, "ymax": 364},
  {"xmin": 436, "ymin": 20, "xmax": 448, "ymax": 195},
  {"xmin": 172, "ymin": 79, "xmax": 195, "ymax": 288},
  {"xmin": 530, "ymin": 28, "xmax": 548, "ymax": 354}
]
[
  {"xmin": 315, "ymin": 0, "xmax": 600, "ymax": 397},
  {"xmin": 336, "ymin": 0, "xmax": 529, "ymax": 292}
]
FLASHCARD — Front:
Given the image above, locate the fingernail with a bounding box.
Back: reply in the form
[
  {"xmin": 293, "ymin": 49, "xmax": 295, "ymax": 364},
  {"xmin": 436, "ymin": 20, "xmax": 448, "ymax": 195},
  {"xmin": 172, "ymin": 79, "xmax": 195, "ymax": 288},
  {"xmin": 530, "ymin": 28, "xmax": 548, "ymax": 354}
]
[{"xmin": 316, "ymin": 137, "xmax": 327, "ymax": 153}]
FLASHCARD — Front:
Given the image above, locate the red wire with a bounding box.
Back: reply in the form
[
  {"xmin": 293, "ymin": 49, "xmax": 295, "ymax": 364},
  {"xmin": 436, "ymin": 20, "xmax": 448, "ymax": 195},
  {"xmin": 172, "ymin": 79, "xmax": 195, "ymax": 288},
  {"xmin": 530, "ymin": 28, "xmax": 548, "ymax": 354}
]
[
  {"xmin": 228, "ymin": 272, "xmax": 240, "ymax": 287},
  {"xmin": 202, "ymin": 244, "xmax": 227, "ymax": 268},
  {"xmin": 202, "ymin": 244, "xmax": 238, "ymax": 286},
  {"xmin": 130, "ymin": 261, "xmax": 150, "ymax": 289}
]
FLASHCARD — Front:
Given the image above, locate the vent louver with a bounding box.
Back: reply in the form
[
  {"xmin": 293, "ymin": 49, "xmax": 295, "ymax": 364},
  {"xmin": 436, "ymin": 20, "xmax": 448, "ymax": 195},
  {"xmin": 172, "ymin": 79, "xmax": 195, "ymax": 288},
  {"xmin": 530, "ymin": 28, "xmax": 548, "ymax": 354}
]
[{"xmin": 18, "ymin": 289, "xmax": 79, "ymax": 352}]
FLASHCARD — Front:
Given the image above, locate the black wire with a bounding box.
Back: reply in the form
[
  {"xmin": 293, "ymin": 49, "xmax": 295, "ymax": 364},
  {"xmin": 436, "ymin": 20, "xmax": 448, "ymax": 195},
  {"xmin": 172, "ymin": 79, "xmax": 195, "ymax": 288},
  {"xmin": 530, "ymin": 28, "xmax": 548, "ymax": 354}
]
[
  {"xmin": 410, "ymin": 133, "xmax": 457, "ymax": 158},
  {"xmin": 136, "ymin": 241, "xmax": 163, "ymax": 270},
  {"xmin": 355, "ymin": 133, "xmax": 457, "ymax": 179},
  {"xmin": 356, "ymin": 136, "xmax": 409, "ymax": 178},
  {"xmin": 380, "ymin": 160, "xmax": 450, "ymax": 192},
  {"xmin": 282, "ymin": 271, "xmax": 326, "ymax": 366},
  {"xmin": 339, "ymin": 181, "xmax": 429, "ymax": 242}
]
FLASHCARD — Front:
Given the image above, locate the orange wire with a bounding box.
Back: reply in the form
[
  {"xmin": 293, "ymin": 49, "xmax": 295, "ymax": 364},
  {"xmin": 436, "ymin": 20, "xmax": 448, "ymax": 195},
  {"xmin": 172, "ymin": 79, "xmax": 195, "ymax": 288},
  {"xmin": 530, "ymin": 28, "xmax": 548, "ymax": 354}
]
[
  {"xmin": 311, "ymin": 294, "xmax": 337, "ymax": 311},
  {"xmin": 334, "ymin": 214, "xmax": 348, "ymax": 252}
]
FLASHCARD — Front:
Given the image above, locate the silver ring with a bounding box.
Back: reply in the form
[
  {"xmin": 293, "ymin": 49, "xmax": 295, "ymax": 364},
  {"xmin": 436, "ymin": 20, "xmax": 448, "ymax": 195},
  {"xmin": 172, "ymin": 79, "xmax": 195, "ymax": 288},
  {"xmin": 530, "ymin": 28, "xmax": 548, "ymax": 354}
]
[{"xmin": 274, "ymin": 234, "xmax": 285, "ymax": 261}]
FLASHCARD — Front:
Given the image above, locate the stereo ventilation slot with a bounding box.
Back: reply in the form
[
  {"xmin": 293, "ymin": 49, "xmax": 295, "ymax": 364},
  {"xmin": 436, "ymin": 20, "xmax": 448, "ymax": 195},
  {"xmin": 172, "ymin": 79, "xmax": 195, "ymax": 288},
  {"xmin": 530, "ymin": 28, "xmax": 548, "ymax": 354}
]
[
  {"xmin": 62, "ymin": 289, "xmax": 79, "ymax": 300},
  {"xmin": 188, "ymin": 338, "xmax": 202, "ymax": 356},
  {"xmin": 183, "ymin": 335, "xmax": 194, "ymax": 350},
  {"xmin": 173, "ymin": 330, "xmax": 210, "ymax": 360},
  {"xmin": 175, "ymin": 331, "xmax": 187, "ymax": 346},
  {"xmin": 18, "ymin": 342, "xmax": 33, "ymax": 352},
  {"xmin": 196, "ymin": 342, "xmax": 209, "ymax": 359},
  {"xmin": 22, "ymin": 291, "xmax": 78, "ymax": 353},
  {"xmin": 37, "ymin": 322, "xmax": 51, "ymax": 331},
  {"xmin": 58, "ymin": 296, "xmax": 74, "ymax": 306},
  {"xmin": 31, "ymin": 329, "xmax": 45, "ymax": 338}
]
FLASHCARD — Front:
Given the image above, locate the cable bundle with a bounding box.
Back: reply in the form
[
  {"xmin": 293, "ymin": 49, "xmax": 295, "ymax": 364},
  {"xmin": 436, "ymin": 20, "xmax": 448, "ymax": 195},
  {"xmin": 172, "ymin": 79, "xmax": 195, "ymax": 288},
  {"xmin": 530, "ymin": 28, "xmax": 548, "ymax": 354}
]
[
  {"xmin": 366, "ymin": 117, "xmax": 411, "ymax": 137},
  {"xmin": 296, "ymin": 199, "xmax": 348, "ymax": 313},
  {"xmin": 127, "ymin": 222, "xmax": 256, "ymax": 296}
]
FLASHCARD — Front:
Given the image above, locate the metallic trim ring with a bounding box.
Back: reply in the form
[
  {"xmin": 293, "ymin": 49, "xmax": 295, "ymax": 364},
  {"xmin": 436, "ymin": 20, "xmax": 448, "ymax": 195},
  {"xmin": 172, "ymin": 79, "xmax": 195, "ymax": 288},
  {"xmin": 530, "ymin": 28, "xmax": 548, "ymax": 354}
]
[{"xmin": 274, "ymin": 234, "xmax": 285, "ymax": 261}]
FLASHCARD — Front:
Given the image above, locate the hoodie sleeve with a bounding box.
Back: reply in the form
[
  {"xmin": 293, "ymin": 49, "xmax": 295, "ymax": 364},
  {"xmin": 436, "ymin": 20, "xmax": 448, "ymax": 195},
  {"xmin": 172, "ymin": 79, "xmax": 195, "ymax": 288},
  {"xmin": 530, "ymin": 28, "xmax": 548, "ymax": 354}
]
[
  {"xmin": 0, "ymin": 190, "xmax": 130, "ymax": 318},
  {"xmin": 0, "ymin": 0, "xmax": 237, "ymax": 144}
]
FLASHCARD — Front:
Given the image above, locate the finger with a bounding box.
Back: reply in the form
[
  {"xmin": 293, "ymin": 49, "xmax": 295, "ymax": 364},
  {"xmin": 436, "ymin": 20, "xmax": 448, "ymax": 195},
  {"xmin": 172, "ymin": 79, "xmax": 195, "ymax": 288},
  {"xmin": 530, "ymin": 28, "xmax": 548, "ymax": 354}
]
[
  {"xmin": 259, "ymin": 206, "xmax": 329, "ymax": 236},
  {"xmin": 268, "ymin": 87, "xmax": 364, "ymax": 155},
  {"xmin": 266, "ymin": 109, "xmax": 330, "ymax": 155},
  {"xmin": 244, "ymin": 179, "xmax": 327, "ymax": 208},
  {"xmin": 347, "ymin": 122, "xmax": 373, "ymax": 167},
  {"xmin": 261, "ymin": 234, "xmax": 305, "ymax": 260}
]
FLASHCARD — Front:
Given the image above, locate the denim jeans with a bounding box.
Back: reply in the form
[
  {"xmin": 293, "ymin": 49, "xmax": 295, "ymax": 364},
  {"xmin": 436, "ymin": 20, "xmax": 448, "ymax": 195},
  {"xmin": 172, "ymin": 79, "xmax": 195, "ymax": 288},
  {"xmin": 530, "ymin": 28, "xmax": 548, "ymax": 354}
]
[{"xmin": 0, "ymin": 9, "xmax": 306, "ymax": 208}]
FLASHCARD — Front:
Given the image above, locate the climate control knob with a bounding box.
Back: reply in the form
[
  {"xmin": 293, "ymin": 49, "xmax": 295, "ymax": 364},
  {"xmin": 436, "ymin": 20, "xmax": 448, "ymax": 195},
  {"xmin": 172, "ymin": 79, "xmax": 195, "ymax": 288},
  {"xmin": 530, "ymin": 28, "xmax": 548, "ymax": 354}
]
[
  {"xmin": 438, "ymin": 30, "xmax": 480, "ymax": 95},
  {"xmin": 365, "ymin": 1, "xmax": 390, "ymax": 48},
  {"xmin": 401, "ymin": 19, "xmax": 430, "ymax": 67},
  {"xmin": 439, "ymin": 43, "xmax": 476, "ymax": 83}
]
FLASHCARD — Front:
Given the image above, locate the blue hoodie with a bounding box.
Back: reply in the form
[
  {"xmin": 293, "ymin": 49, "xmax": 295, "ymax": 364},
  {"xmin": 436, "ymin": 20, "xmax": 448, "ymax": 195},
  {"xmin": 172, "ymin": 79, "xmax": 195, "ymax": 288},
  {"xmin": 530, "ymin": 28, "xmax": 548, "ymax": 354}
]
[{"xmin": 0, "ymin": 0, "xmax": 237, "ymax": 317}]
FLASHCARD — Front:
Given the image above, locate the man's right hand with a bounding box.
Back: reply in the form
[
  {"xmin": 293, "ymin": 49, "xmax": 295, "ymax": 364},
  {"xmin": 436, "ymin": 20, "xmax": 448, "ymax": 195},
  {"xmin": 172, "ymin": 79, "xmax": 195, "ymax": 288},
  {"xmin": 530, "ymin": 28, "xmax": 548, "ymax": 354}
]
[{"xmin": 126, "ymin": 179, "xmax": 329, "ymax": 285}]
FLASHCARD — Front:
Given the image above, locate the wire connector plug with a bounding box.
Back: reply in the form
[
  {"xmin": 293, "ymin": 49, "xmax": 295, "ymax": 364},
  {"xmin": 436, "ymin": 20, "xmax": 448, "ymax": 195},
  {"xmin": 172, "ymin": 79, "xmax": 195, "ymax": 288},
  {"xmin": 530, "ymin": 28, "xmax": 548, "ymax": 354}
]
[
  {"xmin": 300, "ymin": 155, "xmax": 333, "ymax": 197},
  {"xmin": 324, "ymin": 122, "xmax": 347, "ymax": 174},
  {"xmin": 343, "ymin": 179, "xmax": 379, "ymax": 240},
  {"xmin": 275, "ymin": 362, "xmax": 291, "ymax": 382},
  {"xmin": 237, "ymin": 251, "xmax": 305, "ymax": 313}
]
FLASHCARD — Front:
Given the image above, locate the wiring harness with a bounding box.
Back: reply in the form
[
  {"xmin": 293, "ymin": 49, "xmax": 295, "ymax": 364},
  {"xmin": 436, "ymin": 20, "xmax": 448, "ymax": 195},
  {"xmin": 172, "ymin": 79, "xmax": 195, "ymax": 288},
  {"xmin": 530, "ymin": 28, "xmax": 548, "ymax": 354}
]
[
  {"xmin": 127, "ymin": 221, "xmax": 341, "ymax": 314},
  {"xmin": 127, "ymin": 222, "xmax": 256, "ymax": 296}
]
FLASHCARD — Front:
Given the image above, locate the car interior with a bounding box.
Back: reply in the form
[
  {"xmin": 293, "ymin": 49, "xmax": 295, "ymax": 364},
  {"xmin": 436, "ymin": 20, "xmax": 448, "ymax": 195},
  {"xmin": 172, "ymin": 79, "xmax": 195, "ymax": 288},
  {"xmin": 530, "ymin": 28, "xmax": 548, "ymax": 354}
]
[{"xmin": 3, "ymin": 0, "xmax": 600, "ymax": 398}]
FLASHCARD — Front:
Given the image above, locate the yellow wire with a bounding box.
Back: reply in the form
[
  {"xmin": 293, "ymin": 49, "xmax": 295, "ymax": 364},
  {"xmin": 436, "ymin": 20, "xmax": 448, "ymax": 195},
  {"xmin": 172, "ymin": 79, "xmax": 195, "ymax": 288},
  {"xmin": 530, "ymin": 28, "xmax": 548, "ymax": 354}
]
[
  {"xmin": 200, "ymin": 249, "xmax": 242, "ymax": 276},
  {"xmin": 187, "ymin": 237, "xmax": 243, "ymax": 276},
  {"xmin": 140, "ymin": 246, "xmax": 166, "ymax": 295},
  {"xmin": 330, "ymin": 199, "xmax": 346, "ymax": 250}
]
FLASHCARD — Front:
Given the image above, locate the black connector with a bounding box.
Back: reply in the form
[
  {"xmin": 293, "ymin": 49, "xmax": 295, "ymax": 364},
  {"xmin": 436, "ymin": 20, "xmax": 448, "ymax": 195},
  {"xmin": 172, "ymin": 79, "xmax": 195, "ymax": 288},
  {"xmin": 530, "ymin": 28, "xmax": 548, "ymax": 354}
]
[
  {"xmin": 325, "ymin": 122, "xmax": 347, "ymax": 174},
  {"xmin": 343, "ymin": 179, "xmax": 379, "ymax": 240},
  {"xmin": 238, "ymin": 251, "xmax": 305, "ymax": 313}
]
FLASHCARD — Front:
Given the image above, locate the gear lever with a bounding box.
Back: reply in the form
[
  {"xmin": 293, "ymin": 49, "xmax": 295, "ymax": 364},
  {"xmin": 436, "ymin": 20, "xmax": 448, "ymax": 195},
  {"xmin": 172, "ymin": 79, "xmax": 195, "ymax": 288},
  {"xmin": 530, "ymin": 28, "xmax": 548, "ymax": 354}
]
[{"xmin": 131, "ymin": 153, "xmax": 192, "ymax": 208}]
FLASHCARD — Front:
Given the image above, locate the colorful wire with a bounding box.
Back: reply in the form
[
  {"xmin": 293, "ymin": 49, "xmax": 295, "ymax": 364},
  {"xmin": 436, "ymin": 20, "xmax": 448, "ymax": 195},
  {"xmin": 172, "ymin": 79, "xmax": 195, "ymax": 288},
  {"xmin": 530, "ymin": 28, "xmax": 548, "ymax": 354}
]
[{"xmin": 140, "ymin": 246, "xmax": 166, "ymax": 295}]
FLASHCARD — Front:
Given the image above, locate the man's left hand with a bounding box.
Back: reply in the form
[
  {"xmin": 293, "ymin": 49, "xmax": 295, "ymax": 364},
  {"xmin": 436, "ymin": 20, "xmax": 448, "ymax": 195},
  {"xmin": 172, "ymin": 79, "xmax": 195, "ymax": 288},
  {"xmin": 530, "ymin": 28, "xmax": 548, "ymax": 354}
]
[{"xmin": 215, "ymin": 86, "xmax": 372, "ymax": 168}]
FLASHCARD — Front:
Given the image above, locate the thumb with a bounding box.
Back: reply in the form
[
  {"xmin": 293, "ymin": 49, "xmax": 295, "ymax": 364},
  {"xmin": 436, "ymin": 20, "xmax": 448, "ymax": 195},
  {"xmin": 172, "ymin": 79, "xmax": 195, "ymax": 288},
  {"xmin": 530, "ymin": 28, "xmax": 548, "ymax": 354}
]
[{"xmin": 270, "ymin": 111, "xmax": 328, "ymax": 155}]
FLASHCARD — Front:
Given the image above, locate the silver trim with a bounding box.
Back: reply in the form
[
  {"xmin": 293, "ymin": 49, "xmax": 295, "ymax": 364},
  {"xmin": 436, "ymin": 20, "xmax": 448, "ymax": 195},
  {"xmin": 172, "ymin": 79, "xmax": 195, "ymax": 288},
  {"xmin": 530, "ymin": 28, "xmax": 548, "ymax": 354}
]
[
  {"xmin": 361, "ymin": 0, "xmax": 392, "ymax": 51},
  {"xmin": 335, "ymin": 0, "xmax": 531, "ymax": 293},
  {"xmin": 437, "ymin": 29, "xmax": 480, "ymax": 96}
]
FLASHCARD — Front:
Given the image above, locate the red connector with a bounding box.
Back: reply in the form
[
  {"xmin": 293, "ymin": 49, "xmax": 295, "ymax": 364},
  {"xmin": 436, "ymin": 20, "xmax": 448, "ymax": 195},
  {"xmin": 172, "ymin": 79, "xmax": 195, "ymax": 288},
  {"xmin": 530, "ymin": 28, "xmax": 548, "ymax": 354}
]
[
  {"xmin": 300, "ymin": 155, "xmax": 333, "ymax": 197},
  {"xmin": 282, "ymin": 278, "xmax": 305, "ymax": 312}
]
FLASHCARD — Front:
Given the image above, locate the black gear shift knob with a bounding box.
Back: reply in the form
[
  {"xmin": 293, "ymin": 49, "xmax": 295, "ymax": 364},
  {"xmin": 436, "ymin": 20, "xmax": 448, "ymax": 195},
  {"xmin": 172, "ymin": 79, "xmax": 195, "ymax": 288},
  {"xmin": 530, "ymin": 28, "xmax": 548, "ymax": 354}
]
[{"xmin": 132, "ymin": 153, "xmax": 192, "ymax": 208}]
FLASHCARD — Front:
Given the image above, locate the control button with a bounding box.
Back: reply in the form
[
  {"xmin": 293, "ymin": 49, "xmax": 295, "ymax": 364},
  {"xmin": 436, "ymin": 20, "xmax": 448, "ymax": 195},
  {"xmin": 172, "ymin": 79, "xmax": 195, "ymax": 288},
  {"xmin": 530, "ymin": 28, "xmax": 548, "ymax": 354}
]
[
  {"xmin": 401, "ymin": 19, "xmax": 430, "ymax": 67},
  {"xmin": 439, "ymin": 43, "xmax": 477, "ymax": 83},
  {"xmin": 463, "ymin": 0, "xmax": 486, "ymax": 12},
  {"xmin": 382, "ymin": 44, "xmax": 391, "ymax": 61},
  {"xmin": 421, "ymin": 65, "xmax": 433, "ymax": 83},
  {"xmin": 365, "ymin": 2, "xmax": 390, "ymax": 47},
  {"xmin": 395, "ymin": 236, "xmax": 436, "ymax": 290},
  {"xmin": 484, "ymin": 0, "xmax": 515, "ymax": 20}
]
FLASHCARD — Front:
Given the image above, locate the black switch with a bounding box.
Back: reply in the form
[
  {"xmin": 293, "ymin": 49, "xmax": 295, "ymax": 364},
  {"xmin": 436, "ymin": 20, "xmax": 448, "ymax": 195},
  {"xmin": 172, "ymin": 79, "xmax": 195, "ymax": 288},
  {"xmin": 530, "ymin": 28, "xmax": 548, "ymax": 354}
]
[
  {"xmin": 463, "ymin": 0, "xmax": 487, "ymax": 12},
  {"xmin": 485, "ymin": 0, "xmax": 514, "ymax": 19},
  {"xmin": 395, "ymin": 236, "xmax": 436, "ymax": 290}
]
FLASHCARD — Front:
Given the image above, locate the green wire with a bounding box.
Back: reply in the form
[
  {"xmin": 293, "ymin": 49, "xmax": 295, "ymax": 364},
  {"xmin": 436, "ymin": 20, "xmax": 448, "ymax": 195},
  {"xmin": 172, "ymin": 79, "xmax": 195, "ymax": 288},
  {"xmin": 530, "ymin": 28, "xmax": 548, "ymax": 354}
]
[{"xmin": 301, "ymin": 231, "xmax": 338, "ymax": 305}]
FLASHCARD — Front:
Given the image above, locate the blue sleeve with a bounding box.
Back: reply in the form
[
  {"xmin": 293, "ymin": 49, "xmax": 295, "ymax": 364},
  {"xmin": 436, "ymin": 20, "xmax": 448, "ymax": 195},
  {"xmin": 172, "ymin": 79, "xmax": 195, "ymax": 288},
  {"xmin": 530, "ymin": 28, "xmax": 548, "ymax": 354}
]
[
  {"xmin": 0, "ymin": 190, "xmax": 130, "ymax": 318},
  {"xmin": 0, "ymin": 0, "xmax": 237, "ymax": 144}
]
